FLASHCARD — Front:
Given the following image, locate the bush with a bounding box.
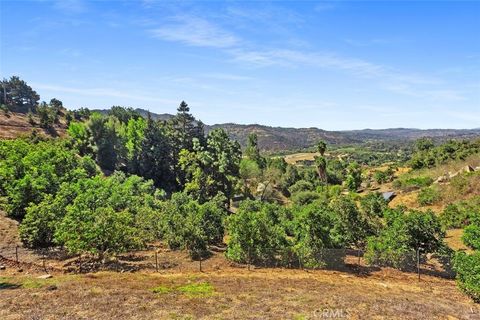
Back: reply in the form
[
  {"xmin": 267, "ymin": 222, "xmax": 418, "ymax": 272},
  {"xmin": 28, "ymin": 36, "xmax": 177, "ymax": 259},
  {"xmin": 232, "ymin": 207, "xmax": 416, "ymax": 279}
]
[
  {"xmin": 291, "ymin": 191, "xmax": 321, "ymax": 206},
  {"xmin": 454, "ymin": 252, "xmax": 480, "ymax": 302},
  {"xmin": 440, "ymin": 204, "xmax": 469, "ymax": 229},
  {"xmin": 288, "ymin": 180, "xmax": 314, "ymax": 194},
  {"xmin": 417, "ymin": 186, "xmax": 441, "ymax": 206},
  {"xmin": 365, "ymin": 209, "xmax": 445, "ymax": 268},
  {"xmin": 0, "ymin": 140, "xmax": 98, "ymax": 219},
  {"xmin": 360, "ymin": 192, "xmax": 388, "ymax": 218},
  {"xmin": 225, "ymin": 200, "xmax": 288, "ymax": 265},
  {"xmin": 394, "ymin": 176, "xmax": 433, "ymax": 191},
  {"xmin": 158, "ymin": 192, "xmax": 227, "ymax": 252},
  {"xmin": 463, "ymin": 216, "xmax": 480, "ymax": 251},
  {"xmin": 56, "ymin": 206, "xmax": 143, "ymax": 258},
  {"xmin": 292, "ymin": 202, "xmax": 337, "ymax": 268}
]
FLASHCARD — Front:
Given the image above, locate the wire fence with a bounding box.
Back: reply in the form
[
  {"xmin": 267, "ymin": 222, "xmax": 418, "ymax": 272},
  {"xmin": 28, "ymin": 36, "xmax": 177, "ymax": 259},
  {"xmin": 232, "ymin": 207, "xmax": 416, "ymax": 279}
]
[{"xmin": 0, "ymin": 245, "xmax": 455, "ymax": 280}]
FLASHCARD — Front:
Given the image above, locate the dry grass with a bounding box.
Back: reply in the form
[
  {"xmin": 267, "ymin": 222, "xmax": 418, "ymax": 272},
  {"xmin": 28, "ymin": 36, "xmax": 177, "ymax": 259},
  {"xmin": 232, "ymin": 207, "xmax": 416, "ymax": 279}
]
[
  {"xmin": 445, "ymin": 229, "xmax": 471, "ymax": 253},
  {"xmin": 0, "ymin": 112, "xmax": 66, "ymax": 139},
  {"xmin": 1, "ymin": 266, "xmax": 479, "ymax": 320},
  {"xmin": 284, "ymin": 152, "xmax": 319, "ymax": 165}
]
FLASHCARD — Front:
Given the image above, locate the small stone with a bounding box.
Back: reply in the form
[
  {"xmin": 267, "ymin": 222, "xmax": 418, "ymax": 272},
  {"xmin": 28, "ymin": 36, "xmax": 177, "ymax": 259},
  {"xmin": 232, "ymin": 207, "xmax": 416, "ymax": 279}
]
[
  {"xmin": 37, "ymin": 274, "xmax": 52, "ymax": 279},
  {"xmin": 0, "ymin": 265, "xmax": 6, "ymax": 270},
  {"xmin": 45, "ymin": 285, "xmax": 57, "ymax": 291},
  {"xmin": 17, "ymin": 268, "xmax": 23, "ymax": 273}
]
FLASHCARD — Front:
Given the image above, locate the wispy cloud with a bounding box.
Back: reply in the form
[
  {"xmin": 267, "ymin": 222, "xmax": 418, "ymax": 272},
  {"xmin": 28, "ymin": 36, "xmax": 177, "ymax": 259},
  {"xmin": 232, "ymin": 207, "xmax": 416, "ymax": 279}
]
[
  {"xmin": 202, "ymin": 73, "xmax": 252, "ymax": 81},
  {"xmin": 314, "ymin": 3, "xmax": 336, "ymax": 12},
  {"xmin": 146, "ymin": 11, "xmax": 466, "ymax": 102},
  {"xmin": 33, "ymin": 84, "xmax": 178, "ymax": 104},
  {"xmin": 53, "ymin": 0, "xmax": 87, "ymax": 14},
  {"xmin": 150, "ymin": 16, "xmax": 239, "ymax": 48}
]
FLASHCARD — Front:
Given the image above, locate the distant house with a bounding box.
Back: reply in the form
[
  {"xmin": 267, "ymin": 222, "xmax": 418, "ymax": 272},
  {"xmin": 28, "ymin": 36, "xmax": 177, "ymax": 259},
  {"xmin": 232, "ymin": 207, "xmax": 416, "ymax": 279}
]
[{"xmin": 382, "ymin": 191, "xmax": 396, "ymax": 202}]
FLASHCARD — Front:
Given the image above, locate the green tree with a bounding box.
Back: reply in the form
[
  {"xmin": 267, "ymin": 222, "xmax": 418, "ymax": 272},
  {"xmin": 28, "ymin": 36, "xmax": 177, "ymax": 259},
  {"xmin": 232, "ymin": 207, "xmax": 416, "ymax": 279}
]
[
  {"xmin": 245, "ymin": 133, "xmax": 266, "ymax": 169},
  {"xmin": 345, "ymin": 162, "xmax": 362, "ymax": 191},
  {"xmin": 49, "ymin": 98, "xmax": 63, "ymax": 123},
  {"xmin": 365, "ymin": 209, "xmax": 445, "ymax": 268},
  {"xmin": 67, "ymin": 121, "xmax": 92, "ymax": 156},
  {"xmin": 316, "ymin": 140, "xmax": 327, "ymax": 156},
  {"xmin": 0, "ymin": 76, "xmax": 40, "ymax": 113},
  {"xmin": 88, "ymin": 113, "xmax": 120, "ymax": 171},
  {"xmin": 462, "ymin": 215, "xmax": 480, "ymax": 251},
  {"xmin": 239, "ymin": 158, "xmax": 262, "ymax": 197},
  {"xmin": 56, "ymin": 206, "xmax": 143, "ymax": 259},
  {"xmin": 292, "ymin": 202, "xmax": 335, "ymax": 268},
  {"xmin": 137, "ymin": 115, "xmax": 176, "ymax": 192},
  {"xmin": 180, "ymin": 129, "xmax": 241, "ymax": 203},
  {"xmin": 37, "ymin": 102, "xmax": 55, "ymax": 129},
  {"xmin": 226, "ymin": 200, "xmax": 287, "ymax": 266},
  {"xmin": 454, "ymin": 252, "xmax": 480, "ymax": 302}
]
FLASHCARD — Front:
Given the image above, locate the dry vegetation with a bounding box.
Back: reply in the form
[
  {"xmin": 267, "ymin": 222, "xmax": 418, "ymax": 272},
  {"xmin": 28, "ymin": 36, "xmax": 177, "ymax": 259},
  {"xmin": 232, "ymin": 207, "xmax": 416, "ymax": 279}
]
[
  {"xmin": 2, "ymin": 260, "xmax": 480, "ymax": 319},
  {"xmin": 284, "ymin": 152, "xmax": 319, "ymax": 165},
  {"xmin": 0, "ymin": 112, "xmax": 66, "ymax": 139}
]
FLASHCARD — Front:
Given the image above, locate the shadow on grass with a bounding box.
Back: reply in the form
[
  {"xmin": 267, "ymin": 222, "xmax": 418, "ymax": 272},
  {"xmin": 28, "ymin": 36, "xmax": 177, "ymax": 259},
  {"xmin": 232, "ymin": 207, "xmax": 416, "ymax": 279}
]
[{"xmin": 0, "ymin": 281, "xmax": 21, "ymax": 290}]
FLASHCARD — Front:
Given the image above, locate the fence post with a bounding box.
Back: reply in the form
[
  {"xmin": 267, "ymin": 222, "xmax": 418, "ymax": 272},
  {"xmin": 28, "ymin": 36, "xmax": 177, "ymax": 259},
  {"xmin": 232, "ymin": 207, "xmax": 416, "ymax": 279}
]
[
  {"xmin": 15, "ymin": 246, "xmax": 18, "ymax": 263},
  {"xmin": 42, "ymin": 253, "xmax": 47, "ymax": 273},
  {"xmin": 199, "ymin": 257, "xmax": 202, "ymax": 272},
  {"xmin": 417, "ymin": 247, "xmax": 420, "ymax": 281},
  {"xmin": 155, "ymin": 251, "xmax": 159, "ymax": 272}
]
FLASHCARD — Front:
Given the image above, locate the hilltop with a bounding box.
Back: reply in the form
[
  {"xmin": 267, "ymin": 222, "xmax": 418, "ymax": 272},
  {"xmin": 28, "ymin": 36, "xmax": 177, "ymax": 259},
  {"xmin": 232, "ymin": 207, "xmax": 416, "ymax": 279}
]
[{"xmin": 53, "ymin": 108, "xmax": 480, "ymax": 152}]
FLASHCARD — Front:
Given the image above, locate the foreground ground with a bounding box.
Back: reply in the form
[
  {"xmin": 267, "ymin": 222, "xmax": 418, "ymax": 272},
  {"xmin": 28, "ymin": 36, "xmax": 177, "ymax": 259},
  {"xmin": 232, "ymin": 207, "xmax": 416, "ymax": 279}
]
[{"xmin": 1, "ymin": 262, "xmax": 480, "ymax": 320}]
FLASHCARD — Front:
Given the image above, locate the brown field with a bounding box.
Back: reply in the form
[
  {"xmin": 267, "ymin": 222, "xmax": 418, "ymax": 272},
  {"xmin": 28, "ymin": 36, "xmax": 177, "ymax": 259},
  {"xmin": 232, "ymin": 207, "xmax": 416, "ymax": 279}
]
[
  {"xmin": 284, "ymin": 152, "xmax": 319, "ymax": 165},
  {"xmin": 0, "ymin": 112, "xmax": 66, "ymax": 139},
  {"xmin": 2, "ymin": 266, "xmax": 480, "ymax": 320}
]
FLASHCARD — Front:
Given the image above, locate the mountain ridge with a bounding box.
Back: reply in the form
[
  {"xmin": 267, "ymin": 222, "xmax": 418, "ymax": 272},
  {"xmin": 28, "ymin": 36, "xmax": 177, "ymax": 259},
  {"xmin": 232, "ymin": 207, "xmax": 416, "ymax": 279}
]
[{"xmin": 92, "ymin": 108, "xmax": 480, "ymax": 152}]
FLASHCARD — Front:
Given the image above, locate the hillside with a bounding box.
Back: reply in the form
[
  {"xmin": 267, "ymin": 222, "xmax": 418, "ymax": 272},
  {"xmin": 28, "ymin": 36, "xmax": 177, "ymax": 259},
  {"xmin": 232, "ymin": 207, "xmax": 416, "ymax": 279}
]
[
  {"xmin": 90, "ymin": 108, "xmax": 480, "ymax": 152},
  {"xmin": 0, "ymin": 112, "xmax": 67, "ymax": 139},
  {"xmin": 2, "ymin": 109, "xmax": 480, "ymax": 152}
]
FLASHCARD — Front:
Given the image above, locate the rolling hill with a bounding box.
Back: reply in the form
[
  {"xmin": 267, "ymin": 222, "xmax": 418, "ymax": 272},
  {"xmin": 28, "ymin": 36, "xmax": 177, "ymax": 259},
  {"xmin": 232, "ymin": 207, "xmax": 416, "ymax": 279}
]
[{"xmin": 2, "ymin": 108, "xmax": 480, "ymax": 152}]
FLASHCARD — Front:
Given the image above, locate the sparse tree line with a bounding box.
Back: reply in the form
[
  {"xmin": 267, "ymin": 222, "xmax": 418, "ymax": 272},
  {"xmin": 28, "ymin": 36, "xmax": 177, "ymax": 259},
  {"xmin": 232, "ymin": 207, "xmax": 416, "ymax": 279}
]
[{"xmin": 0, "ymin": 76, "xmax": 479, "ymax": 302}]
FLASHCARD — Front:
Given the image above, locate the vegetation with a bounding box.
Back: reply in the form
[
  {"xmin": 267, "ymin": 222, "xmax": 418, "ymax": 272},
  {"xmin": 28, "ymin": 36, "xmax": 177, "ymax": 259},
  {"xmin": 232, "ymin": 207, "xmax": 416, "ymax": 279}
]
[
  {"xmin": 454, "ymin": 214, "xmax": 480, "ymax": 302},
  {"xmin": 1, "ymin": 77, "xmax": 480, "ymax": 303},
  {"xmin": 365, "ymin": 208, "xmax": 445, "ymax": 269},
  {"xmin": 410, "ymin": 138, "xmax": 480, "ymax": 169},
  {"xmin": 417, "ymin": 186, "xmax": 442, "ymax": 206}
]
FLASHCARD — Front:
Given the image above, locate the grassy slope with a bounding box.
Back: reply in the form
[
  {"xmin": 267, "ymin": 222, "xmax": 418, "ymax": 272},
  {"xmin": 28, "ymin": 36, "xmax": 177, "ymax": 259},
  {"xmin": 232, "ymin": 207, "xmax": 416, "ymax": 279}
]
[{"xmin": 0, "ymin": 112, "xmax": 67, "ymax": 139}]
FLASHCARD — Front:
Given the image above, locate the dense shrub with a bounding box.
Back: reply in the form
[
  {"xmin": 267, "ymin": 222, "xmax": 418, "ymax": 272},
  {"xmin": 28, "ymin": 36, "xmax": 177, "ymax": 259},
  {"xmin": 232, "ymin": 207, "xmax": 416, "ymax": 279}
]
[
  {"xmin": 291, "ymin": 191, "xmax": 321, "ymax": 206},
  {"xmin": 365, "ymin": 209, "xmax": 445, "ymax": 268},
  {"xmin": 393, "ymin": 176, "xmax": 433, "ymax": 191},
  {"xmin": 417, "ymin": 186, "xmax": 441, "ymax": 206},
  {"xmin": 0, "ymin": 139, "xmax": 98, "ymax": 219},
  {"xmin": 288, "ymin": 180, "xmax": 315, "ymax": 194},
  {"xmin": 462, "ymin": 215, "xmax": 480, "ymax": 251},
  {"xmin": 439, "ymin": 198, "xmax": 480, "ymax": 229},
  {"xmin": 359, "ymin": 192, "xmax": 388, "ymax": 218},
  {"xmin": 410, "ymin": 139, "xmax": 480, "ymax": 169},
  {"xmin": 454, "ymin": 252, "xmax": 480, "ymax": 302},
  {"xmin": 225, "ymin": 200, "xmax": 288, "ymax": 265}
]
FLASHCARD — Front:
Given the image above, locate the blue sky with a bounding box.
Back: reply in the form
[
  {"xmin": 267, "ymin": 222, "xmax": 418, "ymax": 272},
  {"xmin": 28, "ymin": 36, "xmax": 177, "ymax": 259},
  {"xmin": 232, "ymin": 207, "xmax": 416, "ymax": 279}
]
[{"xmin": 1, "ymin": 0, "xmax": 479, "ymax": 130}]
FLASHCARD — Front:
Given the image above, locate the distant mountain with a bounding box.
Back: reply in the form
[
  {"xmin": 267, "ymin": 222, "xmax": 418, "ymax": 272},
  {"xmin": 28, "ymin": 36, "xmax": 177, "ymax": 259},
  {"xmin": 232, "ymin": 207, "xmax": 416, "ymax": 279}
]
[
  {"xmin": 128, "ymin": 109, "xmax": 480, "ymax": 152},
  {"xmin": 92, "ymin": 108, "xmax": 174, "ymax": 121},
  {"xmin": 5, "ymin": 108, "xmax": 478, "ymax": 152}
]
